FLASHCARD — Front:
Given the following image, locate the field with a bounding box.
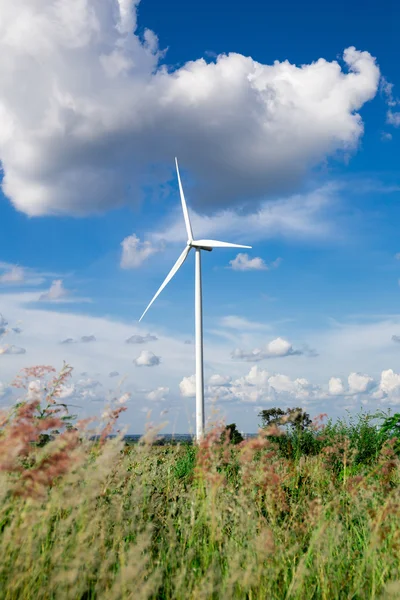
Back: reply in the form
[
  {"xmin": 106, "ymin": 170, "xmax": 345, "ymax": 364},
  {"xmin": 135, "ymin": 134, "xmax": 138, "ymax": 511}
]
[{"xmin": 1, "ymin": 367, "xmax": 400, "ymax": 599}]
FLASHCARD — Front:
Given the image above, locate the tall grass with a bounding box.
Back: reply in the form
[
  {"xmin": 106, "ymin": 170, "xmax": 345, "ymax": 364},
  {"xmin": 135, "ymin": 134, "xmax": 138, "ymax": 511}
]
[{"xmin": 1, "ymin": 367, "xmax": 400, "ymax": 599}]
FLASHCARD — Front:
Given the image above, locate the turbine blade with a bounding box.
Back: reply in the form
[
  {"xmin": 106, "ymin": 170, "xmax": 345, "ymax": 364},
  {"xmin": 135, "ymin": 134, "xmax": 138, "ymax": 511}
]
[
  {"xmin": 139, "ymin": 246, "xmax": 191, "ymax": 322},
  {"xmin": 192, "ymin": 239, "xmax": 252, "ymax": 249},
  {"xmin": 175, "ymin": 158, "xmax": 193, "ymax": 242}
]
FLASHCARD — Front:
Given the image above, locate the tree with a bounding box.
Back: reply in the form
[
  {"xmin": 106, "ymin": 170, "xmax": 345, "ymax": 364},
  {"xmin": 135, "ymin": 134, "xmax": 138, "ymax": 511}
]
[
  {"xmin": 259, "ymin": 407, "xmax": 312, "ymax": 432},
  {"xmin": 258, "ymin": 408, "xmax": 285, "ymax": 429},
  {"xmin": 285, "ymin": 407, "xmax": 312, "ymax": 432},
  {"xmin": 223, "ymin": 423, "xmax": 244, "ymax": 445}
]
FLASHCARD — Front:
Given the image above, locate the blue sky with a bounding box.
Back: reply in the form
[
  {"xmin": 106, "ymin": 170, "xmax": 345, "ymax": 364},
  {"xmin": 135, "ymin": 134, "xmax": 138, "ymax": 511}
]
[{"xmin": 1, "ymin": 0, "xmax": 400, "ymax": 433}]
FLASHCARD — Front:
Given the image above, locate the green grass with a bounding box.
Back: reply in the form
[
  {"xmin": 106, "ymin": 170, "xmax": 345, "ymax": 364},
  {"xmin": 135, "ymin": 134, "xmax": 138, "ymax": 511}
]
[
  {"xmin": 1, "ymin": 426, "xmax": 400, "ymax": 598},
  {"xmin": 1, "ymin": 370, "xmax": 400, "ymax": 599}
]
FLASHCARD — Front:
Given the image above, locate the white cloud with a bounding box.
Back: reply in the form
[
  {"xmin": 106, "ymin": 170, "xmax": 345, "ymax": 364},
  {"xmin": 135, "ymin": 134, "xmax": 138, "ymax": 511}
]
[
  {"xmin": 39, "ymin": 280, "xmax": 69, "ymax": 302},
  {"xmin": 126, "ymin": 333, "xmax": 158, "ymax": 344},
  {"xmin": 267, "ymin": 338, "xmax": 295, "ymax": 357},
  {"xmin": 381, "ymin": 77, "xmax": 397, "ymax": 107},
  {"xmin": 0, "ymin": 0, "xmax": 380, "ymax": 217},
  {"xmin": 134, "ymin": 350, "xmax": 161, "ymax": 367},
  {"xmin": 120, "ymin": 235, "xmax": 161, "ymax": 269},
  {"xmin": 58, "ymin": 384, "xmax": 76, "ymax": 400},
  {"xmin": 0, "ymin": 262, "xmax": 49, "ymax": 287},
  {"xmin": 146, "ymin": 387, "xmax": 169, "ymax": 402},
  {"xmin": 381, "ymin": 131, "xmax": 393, "ymax": 142},
  {"xmin": 180, "ymin": 362, "xmax": 400, "ymax": 409},
  {"xmin": 229, "ymin": 254, "xmax": 269, "ymax": 271},
  {"xmin": 6, "ymin": 287, "xmax": 400, "ymax": 429},
  {"xmin": 328, "ymin": 376, "xmax": 345, "ymax": 396},
  {"xmin": 387, "ymin": 111, "xmax": 400, "ymax": 128},
  {"xmin": 205, "ymin": 365, "xmax": 323, "ymax": 406},
  {"xmin": 26, "ymin": 380, "xmax": 41, "ymax": 401},
  {"xmin": 208, "ymin": 374, "xmax": 231, "ymax": 386},
  {"xmin": 0, "ymin": 266, "xmax": 25, "ymax": 284},
  {"xmin": 181, "ymin": 365, "xmax": 322, "ymax": 406},
  {"xmin": 179, "ymin": 375, "xmax": 196, "ymax": 398},
  {"xmin": 229, "ymin": 254, "xmax": 282, "ymax": 271},
  {"xmin": 152, "ymin": 184, "xmax": 341, "ymax": 246},
  {"xmin": 348, "ymin": 372, "xmax": 375, "ymax": 394},
  {"xmin": 378, "ymin": 369, "xmax": 400, "ymax": 396},
  {"xmin": 0, "ymin": 344, "xmax": 26, "ymax": 355},
  {"xmin": 381, "ymin": 77, "xmax": 400, "ymax": 130},
  {"xmin": 38, "ymin": 280, "xmax": 90, "ymax": 304},
  {"xmin": 232, "ymin": 337, "xmax": 302, "ymax": 362}
]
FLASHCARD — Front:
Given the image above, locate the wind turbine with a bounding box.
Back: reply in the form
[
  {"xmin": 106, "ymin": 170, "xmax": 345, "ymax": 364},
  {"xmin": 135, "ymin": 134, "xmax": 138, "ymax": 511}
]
[{"xmin": 140, "ymin": 158, "xmax": 251, "ymax": 441}]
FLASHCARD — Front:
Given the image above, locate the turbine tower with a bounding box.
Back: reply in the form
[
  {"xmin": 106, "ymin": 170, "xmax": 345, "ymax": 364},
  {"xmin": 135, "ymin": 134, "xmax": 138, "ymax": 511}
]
[{"xmin": 140, "ymin": 158, "xmax": 251, "ymax": 441}]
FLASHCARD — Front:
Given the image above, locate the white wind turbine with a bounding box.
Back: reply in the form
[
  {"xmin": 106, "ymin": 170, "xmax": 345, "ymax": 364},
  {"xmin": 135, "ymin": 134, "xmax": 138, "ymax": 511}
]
[{"xmin": 140, "ymin": 158, "xmax": 251, "ymax": 441}]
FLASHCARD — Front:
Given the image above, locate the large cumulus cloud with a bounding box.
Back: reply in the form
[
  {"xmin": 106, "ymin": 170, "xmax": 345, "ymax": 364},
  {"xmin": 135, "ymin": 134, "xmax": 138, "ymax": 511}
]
[{"xmin": 0, "ymin": 0, "xmax": 380, "ymax": 217}]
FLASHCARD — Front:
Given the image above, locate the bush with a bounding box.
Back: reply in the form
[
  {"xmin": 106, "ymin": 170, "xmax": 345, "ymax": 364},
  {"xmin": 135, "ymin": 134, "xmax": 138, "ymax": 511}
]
[{"xmin": 222, "ymin": 423, "xmax": 244, "ymax": 445}]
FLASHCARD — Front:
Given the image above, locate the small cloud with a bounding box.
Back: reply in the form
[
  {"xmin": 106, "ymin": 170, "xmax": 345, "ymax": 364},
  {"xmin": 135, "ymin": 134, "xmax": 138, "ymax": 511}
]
[
  {"xmin": 179, "ymin": 374, "xmax": 196, "ymax": 398},
  {"xmin": 58, "ymin": 384, "xmax": 75, "ymax": 400},
  {"xmin": 229, "ymin": 253, "xmax": 282, "ymax": 271},
  {"xmin": 208, "ymin": 374, "xmax": 231, "ymax": 386},
  {"xmin": 120, "ymin": 234, "xmax": 162, "ymax": 269},
  {"xmin": 0, "ymin": 266, "xmax": 25, "ymax": 284},
  {"xmin": 146, "ymin": 387, "xmax": 169, "ymax": 402},
  {"xmin": 381, "ymin": 77, "xmax": 397, "ymax": 107},
  {"xmin": 231, "ymin": 337, "xmax": 302, "ymax": 362},
  {"xmin": 392, "ymin": 335, "xmax": 400, "ymax": 344},
  {"xmin": 270, "ymin": 257, "xmax": 283, "ymax": 269},
  {"xmin": 81, "ymin": 335, "xmax": 96, "ymax": 343},
  {"xmin": 134, "ymin": 350, "xmax": 161, "ymax": 367},
  {"xmin": 387, "ymin": 111, "xmax": 400, "ymax": 128},
  {"xmin": 109, "ymin": 371, "xmax": 120, "ymax": 378},
  {"xmin": 328, "ymin": 377, "xmax": 345, "ymax": 396},
  {"xmin": 348, "ymin": 372, "xmax": 375, "ymax": 394},
  {"xmin": 381, "ymin": 131, "xmax": 393, "ymax": 142},
  {"xmin": 395, "ymin": 254, "xmax": 400, "ymax": 261},
  {"xmin": 381, "ymin": 78, "xmax": 400, "ymax": 129},
  {"xmin": 61, "ymin": 338, "xmax": 75, "ymax": 345},
  {"xmin": 125, "ymin": 333, "xmax": 158, "ymax": 344},
  {"xmin": 39, "ymin": 279, "xmax": 68, "ymax": 302},
  {"xmin": 184, "ymin": 339, "xmax": 192, "ymax": 345},
  {"xmin": 229, "ymin": 253, "xmax": 268, "ymax": 271},
  {"xmin": 0, "ymin": 345, "xmax": 26, "ymax": 355},
  {"xmin": 12, "ymin": 327, "xmax": 22, "ymax": 334}
]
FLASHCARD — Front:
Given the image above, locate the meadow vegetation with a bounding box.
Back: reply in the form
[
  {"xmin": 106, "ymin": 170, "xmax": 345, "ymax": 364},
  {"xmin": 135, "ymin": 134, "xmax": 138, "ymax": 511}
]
[{"xmin": 1, "ymin": 365, "xmax": 400, "ymax": 599}]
